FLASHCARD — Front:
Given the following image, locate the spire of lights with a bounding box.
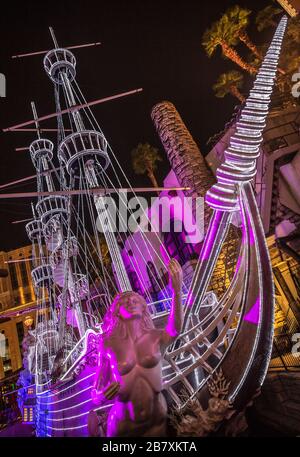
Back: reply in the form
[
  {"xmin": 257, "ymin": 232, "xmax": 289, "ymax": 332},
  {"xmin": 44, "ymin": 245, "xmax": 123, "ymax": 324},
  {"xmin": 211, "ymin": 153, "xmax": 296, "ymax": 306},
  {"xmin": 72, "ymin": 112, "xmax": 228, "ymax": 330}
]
[{"xmin": 206, "ymin": 15, "xmax": 288, "ymax": 212}]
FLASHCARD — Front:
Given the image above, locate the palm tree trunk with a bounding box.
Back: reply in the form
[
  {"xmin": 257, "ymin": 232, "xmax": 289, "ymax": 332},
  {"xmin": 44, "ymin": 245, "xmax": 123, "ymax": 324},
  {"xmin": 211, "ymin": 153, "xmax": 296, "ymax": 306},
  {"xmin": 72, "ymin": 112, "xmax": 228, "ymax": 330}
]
[
  {"xmin": 238, "ymin": 30, "xmax": 262, "ymax": 59},
  {"xmin": 277, "ymin": 67, "xmax": 286, "ymax": 75},
  {"xmin": 220, "ymin": 41, "xmax": 257, "ymax": 75},
  {"xmin": 230, "ymin": 85, "xmax": 245, "ymax": 103},
  {"xmin": 151, "ymin": 101, "xmax": 215, "ymax": 233},
  {"xmin": 238, "ymin": 31, "xmax": 286, "ymax": 75},
  {"xmin": 146, "ymin": 168, "xmax": 159, "ymax": 190}
]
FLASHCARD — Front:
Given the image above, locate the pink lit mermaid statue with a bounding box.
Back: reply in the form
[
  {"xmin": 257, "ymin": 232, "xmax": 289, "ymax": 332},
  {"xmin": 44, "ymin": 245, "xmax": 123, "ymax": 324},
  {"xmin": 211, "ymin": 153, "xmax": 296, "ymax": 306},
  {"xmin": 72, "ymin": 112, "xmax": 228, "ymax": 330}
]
[{"xmin": 91, "ymin": 258, "xmax": 183, "ymax": 437}]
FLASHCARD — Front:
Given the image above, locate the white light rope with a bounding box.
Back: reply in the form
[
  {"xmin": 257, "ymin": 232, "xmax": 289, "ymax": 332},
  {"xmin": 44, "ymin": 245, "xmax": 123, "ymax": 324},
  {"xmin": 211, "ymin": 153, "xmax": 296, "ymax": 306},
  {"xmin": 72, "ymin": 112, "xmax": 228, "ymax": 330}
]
[
  {"xmin": 187, "ymin": 15, "xmax": 288, "ymax": 308},
  {"xmin": 72, "ymin": 79, "xmax": 187, "ymax": 293}
]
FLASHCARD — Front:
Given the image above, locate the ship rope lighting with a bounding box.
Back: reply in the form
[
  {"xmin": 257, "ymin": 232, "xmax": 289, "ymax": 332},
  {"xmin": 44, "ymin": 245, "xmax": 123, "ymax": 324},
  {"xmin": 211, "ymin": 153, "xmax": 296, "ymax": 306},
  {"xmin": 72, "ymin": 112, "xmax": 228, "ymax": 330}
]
[{"xmin": 187, "ymin": 15, "xmax": 287, "ymax": 304}]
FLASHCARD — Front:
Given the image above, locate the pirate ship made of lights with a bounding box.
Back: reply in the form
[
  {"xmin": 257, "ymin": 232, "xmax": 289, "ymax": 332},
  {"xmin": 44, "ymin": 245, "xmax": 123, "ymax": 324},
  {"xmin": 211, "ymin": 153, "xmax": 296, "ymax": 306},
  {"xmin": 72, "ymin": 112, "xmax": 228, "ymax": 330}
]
[{"xmin": 2, "ymin": 16, "xmax": 289, "ymax": 436}]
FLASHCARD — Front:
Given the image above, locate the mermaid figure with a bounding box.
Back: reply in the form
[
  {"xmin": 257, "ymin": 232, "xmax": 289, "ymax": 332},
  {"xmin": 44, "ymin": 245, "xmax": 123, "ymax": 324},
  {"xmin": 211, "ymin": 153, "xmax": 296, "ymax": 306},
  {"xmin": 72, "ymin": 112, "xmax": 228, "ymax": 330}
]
[{"xmin": 91, "ymin": 258, "xmax": 183, "ymax": 437}]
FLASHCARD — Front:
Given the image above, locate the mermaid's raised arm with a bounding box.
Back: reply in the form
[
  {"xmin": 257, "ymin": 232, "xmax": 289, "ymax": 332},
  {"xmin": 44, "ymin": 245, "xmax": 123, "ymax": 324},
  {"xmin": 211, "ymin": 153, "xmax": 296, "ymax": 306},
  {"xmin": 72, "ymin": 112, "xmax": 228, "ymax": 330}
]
[{"xmin": 159, "ymin": 258, "xmax": 183, "ymax": 349}]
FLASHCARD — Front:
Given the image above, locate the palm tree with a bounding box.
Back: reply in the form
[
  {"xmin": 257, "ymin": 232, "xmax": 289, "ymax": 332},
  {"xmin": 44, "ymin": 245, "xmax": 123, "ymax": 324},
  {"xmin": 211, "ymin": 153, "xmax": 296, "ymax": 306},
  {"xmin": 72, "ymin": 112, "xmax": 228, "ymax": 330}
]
[
  {"xmin": 131, "ymin": 143, "xmax": 162, "ymax": 189},
  {"xmin": 255, "ymin": 5, "xmax": 282, "ymax": 32},
  {"xmin": 151, "ymin": 101, "xmax": 215, "ymax": 233},
  {"xmin": 280, "ymin": 48, "xmax": 300, "ymax": 75},
  {"xmin": 213, "ymin": 71, "xmax": 245, "ymax": 103},
  {"xmin": 285, "ymin": 16, "xmax": 300, "ymax": 42},
  {"xmin": 202, "ymin": 17, "xmax": 257, "ymax": 75},
  {"xmin": 90, "ymin": 234, "xmax": 111, "ymax": 270},
  {"xmin": 255, "ymin": 5, "xmax": 287, "ymax": 75},
  {"xmin": 226, "ymin": 5, "xmax": 262, "ymax": 59},
  {"xmin": 274, "ymin": 17, "xmax": 300, "ymax": 76}
]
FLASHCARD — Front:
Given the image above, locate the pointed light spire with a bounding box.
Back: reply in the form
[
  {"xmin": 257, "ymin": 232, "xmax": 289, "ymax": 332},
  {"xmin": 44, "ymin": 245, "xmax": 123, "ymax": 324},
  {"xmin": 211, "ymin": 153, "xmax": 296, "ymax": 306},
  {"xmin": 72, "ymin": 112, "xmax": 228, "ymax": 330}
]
[{"xmin": 206, "ymin": 15, "xmax": 288, "ymax": 212}]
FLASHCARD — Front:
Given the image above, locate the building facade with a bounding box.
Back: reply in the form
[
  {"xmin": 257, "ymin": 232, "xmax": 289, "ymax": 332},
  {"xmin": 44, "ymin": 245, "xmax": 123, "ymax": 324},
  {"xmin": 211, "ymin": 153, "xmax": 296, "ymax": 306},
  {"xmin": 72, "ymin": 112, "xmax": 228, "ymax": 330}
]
[{"xmin": 0, "ymin": 245, "xmax": 36, "ymax": 380}]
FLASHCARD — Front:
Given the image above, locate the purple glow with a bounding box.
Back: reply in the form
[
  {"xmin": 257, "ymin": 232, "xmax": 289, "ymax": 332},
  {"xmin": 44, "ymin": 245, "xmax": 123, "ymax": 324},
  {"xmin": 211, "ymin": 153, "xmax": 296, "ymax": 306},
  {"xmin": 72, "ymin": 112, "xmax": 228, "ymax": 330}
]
[
  {"xmin": 105, "ymin": 350, "xmax": 121, "ymax": 384},
  {"xmin": 160, "ymin": 242, "xmax": 170, "ymax": 265},
  {"xmin": 118, "ymin": 306, "xmax": 134, "ymax": 319},
  {"xmin": 66, "ymin": 307, "xmax": 80, "ymax": 328},
  {"xmin": 92, "ymin": 348, "xmax": 121, "ymax": 405},
  {"xmin": 106, "ymin": 400, "xmax": 129, "ymax": 437},
  {"xmin": 243, "ymin": 296, "xmax": 260, "ymax": 325},
  {"xmin": 247, "ymin": 214, "xmax": 255, "ymax": 246},
  {"xmin": 165, "ymin": 312, "xmax": 180, "ymax": 338},
  {"xmin": 127, "ymin": 401, "xmax": 135, "ymax": 422},
  {"xmin": 199, "ymin": 219, "xmax": 218, "ymax": 262},
  {"xmin": 235, "ymin": 255, "xmax": 242, "ymax": 272}
]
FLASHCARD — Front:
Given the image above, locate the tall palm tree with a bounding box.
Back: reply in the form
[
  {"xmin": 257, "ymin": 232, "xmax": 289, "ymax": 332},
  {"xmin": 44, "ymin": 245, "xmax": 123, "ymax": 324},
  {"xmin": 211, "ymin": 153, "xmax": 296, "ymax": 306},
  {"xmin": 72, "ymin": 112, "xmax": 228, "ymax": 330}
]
[
  {"xmin": 202, "ymin": 17, "xmax": 257, "ymax": 75},
  {"xmin": 255, "ymin": 5, "xmax": 287, "ymax": 75},
  {"xmin": 280, "ymin": 47, "xmax": 300, "ymax": 75},
  {"xmin": 151, "ymin": 101, "xmax": 215, "ymax": 233},
  {"xmin": 131, "ymin": 143, "xmax": 162, "ymax": 189},
  {"xmin": 90, "ymin": 234, "xmax": 111, "ymax": 270},
  {"xmin": 78, "ymin": 233, "xmax": 112, "ymax": 282},
  {"xmin": 285, "ymin": 16, "xmax": 300, "ymax": 42},
  {"xmin": 255, "ymin": 5, "xmax": 282, "ymax": 32},
  {"xmin": 213, "ymin": 71, "xmax": 245, "ymax": 103},
  {"xmin": 226, "ymin": 5, "xmax": 262, "ymax": 59}
]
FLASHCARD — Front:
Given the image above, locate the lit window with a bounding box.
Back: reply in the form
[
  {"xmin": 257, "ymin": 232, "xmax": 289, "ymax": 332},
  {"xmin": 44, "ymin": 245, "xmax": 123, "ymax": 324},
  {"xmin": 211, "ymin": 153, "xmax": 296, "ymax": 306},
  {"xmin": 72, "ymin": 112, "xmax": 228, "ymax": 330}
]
[{"xmin": 19, "ymin": 261, "xmax": 29, "ymax": 286}]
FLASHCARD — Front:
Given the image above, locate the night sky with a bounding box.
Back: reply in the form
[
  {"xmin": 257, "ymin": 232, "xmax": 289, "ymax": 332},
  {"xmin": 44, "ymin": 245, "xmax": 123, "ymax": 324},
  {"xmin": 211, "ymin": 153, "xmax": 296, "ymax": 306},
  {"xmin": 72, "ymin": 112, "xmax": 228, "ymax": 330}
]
[{"xmin": 0, "ymin": 0, "xmax": 277, "ymax": 250}]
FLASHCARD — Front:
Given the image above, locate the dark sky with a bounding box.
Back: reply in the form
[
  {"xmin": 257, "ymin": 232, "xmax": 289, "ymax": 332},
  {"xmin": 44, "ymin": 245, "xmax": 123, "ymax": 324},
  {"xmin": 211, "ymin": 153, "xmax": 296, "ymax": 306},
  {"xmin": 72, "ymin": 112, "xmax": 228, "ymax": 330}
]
[{"xmin": 0, "ymin": 0, "xmax": 277, "ymax": 250}]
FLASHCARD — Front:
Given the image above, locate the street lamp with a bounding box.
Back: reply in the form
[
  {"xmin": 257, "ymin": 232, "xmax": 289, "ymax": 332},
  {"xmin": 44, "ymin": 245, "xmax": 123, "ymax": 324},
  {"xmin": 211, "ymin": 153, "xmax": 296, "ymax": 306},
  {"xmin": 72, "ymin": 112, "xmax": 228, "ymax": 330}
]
[{"xmin": 24, "ymin": 315, "xmax": 33, "ymax": 328}]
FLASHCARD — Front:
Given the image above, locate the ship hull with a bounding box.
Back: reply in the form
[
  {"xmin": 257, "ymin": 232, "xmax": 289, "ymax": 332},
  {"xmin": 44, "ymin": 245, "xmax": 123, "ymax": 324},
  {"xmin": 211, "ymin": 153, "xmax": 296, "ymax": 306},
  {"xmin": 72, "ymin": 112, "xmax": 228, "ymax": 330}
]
[{"xmin": 36, "ymin": 365, "xmax": 99, "ymax": 437}]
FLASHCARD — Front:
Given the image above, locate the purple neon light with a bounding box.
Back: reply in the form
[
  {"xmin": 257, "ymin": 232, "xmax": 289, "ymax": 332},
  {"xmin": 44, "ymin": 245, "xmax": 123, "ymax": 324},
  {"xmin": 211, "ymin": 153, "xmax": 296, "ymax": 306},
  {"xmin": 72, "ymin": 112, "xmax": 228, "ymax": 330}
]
[
  {"xmin": 199, "ymin": 217, "xmax": 219, "ymax": 262},
  {"xmin": 243, "ymin": 296, "xmax": 260, "ymax": 325},
  {"xmin": 166, "ymin": 300, "xmax": 180, "ymax": 338}
]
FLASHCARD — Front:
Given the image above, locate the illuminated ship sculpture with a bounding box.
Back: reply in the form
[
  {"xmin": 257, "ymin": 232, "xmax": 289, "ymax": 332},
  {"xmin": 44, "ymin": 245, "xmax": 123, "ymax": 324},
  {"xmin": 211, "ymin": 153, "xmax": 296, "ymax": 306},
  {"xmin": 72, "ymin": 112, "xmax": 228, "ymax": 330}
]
[{"xmin": 5, "ymin": 15, "xmax": 288, "ymax": 436}]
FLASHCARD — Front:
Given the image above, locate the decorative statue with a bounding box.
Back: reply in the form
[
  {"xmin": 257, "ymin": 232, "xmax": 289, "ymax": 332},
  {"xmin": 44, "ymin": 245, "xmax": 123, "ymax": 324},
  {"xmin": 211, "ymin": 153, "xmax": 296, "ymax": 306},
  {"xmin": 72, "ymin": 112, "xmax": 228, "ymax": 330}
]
[
  {"xmin": 91, "ymin": 258, "xmax": 183, "ymax": 437},
  {"xmin": 170, "ymin": 369, "xmax": 234, "ymax": 436},
  {"xmin": 170, "ymin": 370, "xmax": 262, "ymax": 437}
]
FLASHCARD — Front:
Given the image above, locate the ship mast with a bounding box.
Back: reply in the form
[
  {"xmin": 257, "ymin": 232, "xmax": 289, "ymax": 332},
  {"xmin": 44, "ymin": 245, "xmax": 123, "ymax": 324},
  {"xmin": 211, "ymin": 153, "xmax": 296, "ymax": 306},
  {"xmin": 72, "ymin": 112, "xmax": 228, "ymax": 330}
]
[
  {"xmin": 29, "ymin": 101, "xmax": 88, "ymax": 370},
  {"xmin": 43, "ymin": 27, "xmax": 132, "ymax": 293},
  {"xmin": 26, "ymin": 103, "xmax": 58, "ymax": 385}
]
